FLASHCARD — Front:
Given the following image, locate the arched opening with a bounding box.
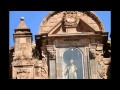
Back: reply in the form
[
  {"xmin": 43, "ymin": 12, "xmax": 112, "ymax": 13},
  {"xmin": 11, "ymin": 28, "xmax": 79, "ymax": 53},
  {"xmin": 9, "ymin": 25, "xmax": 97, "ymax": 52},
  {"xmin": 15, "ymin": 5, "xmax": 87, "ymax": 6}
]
[{"xmin": 63, "ymin": 48, "xmax": 83, "ymax": 79}]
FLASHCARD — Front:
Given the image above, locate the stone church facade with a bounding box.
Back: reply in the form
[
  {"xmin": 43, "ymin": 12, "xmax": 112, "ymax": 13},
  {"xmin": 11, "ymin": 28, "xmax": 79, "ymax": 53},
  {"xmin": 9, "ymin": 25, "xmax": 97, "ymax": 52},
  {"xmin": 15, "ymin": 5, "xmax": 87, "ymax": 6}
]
[{"xmin": 9, "ymin": 11, "xmax": 111, "ymax": 79}]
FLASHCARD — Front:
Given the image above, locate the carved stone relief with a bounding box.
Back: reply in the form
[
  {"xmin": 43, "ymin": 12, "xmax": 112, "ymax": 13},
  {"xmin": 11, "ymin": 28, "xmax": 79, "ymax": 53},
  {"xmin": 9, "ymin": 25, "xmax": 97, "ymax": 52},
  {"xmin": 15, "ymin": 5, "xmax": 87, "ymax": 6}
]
[
  {"xmin": 55, "ymin": 38, "xmax": 89, "ymax": 47},
  {"xmin": 102, "ymin": 58, "xmax": 111, "ymax": 79},
  {"xmin": 95, "ymin": 50, "xmax": 111, "ymax": 79},
  {"xmin": 12, "ymin": 60, "xmax": 34, "ymax": 66},
  {"xmin": 89, "ymin": 49, "xmax": 96, "ymax": 59},
  {"xmin": 34, "ymin": 58, "xmax": 48, "ymax": 79},
  {"xmin": 34, "ymin": 51, "xmax": 48, "ymax": 79},
  {"xmin": 63, "ymin": 11, "xmax": 78, "ymax": 27},
  {"xmin": 41, "ymin": 58, "xmax": 48, "ymax": 79},
  {"xmin": 13, "ymin": 42, "xmax": 32, "ymax": 60},
  {"xmin": 15, "ymin": 67, "xmax": 33, "ymax": 79}
]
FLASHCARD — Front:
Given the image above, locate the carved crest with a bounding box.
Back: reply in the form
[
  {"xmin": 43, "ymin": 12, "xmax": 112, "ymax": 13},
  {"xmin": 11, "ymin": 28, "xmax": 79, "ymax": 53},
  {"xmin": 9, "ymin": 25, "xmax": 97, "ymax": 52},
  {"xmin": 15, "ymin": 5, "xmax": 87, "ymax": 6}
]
[{"xmin": 63, "ymin": 11, "xmax": 78, "ymax": 27}]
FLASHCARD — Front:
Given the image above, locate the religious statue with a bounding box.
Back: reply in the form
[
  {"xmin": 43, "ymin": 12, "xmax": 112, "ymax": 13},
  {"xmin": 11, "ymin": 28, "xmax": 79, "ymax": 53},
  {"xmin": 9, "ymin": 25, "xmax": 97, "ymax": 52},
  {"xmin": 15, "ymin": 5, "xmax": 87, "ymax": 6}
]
[{"xmin": 65, "ymin": 60, "xmax": 77, "ymax": 79}]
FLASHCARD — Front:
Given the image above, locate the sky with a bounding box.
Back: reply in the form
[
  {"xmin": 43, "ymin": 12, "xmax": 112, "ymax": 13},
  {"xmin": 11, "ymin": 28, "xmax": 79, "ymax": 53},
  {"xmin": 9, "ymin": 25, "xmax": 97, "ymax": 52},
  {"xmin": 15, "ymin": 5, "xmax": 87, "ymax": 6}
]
[{"xmin": 9, "ymin": 11, "xmax": 111, "ymax": 46}]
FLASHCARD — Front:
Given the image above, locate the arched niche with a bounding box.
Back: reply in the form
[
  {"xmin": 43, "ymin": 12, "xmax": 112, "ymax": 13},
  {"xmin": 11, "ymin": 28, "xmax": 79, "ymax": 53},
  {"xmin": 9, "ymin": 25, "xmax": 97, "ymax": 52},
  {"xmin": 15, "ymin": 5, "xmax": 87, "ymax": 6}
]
[{"xmin": 62, "ymin": 47, "xmax": 84, "ymax": 79}]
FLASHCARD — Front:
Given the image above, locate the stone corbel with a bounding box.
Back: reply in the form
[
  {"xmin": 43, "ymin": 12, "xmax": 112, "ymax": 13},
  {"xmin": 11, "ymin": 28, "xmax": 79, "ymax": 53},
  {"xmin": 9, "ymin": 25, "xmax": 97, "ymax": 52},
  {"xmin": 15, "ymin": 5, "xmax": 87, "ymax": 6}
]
[
  {"xmin": 96, "ymin": 44, "xmax": 103, "ymax": 51},
  {"xmin": 95, "ymin": 44, "xmax": 103, "ymax": 61}
]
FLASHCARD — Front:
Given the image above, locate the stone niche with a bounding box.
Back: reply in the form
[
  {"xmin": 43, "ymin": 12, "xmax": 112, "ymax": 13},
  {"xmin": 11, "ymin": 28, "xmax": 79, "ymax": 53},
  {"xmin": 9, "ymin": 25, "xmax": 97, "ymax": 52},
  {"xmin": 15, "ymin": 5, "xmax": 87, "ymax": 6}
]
[
  {"xmin": 49, "ymin": 36, "xmax": 91, "ymax": 79},
  {"xmin": 55, "ymin": 46, "xmax": 88, "ymax": 79}
]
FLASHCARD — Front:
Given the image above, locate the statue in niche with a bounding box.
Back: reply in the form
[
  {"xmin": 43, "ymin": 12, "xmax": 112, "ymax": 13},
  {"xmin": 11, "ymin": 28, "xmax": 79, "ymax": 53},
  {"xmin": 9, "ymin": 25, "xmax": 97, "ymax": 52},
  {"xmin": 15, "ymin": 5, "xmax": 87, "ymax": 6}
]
[{"xmin": 65, "ymin": 60, "xmax": 77, "ymax": 79}]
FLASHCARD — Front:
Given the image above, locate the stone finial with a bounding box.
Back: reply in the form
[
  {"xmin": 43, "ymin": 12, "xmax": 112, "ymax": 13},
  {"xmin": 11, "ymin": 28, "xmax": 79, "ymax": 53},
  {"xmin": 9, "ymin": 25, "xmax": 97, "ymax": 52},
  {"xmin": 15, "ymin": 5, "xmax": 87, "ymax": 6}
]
[
  {"xmin": 17, "ymin": 17, "xmax": 28, "ymax": 29},
  {"xmin": 20, "ymin": 17, "xmax": 24, "ymax": 21}
]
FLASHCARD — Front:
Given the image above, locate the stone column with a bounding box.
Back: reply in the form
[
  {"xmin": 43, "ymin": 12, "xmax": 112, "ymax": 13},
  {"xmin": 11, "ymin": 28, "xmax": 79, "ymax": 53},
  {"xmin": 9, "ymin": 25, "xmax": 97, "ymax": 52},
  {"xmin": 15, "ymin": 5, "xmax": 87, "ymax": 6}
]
[
  {"xmin": 56, "ymin": 48, "xmax": 63, "ymax": 79},
  {"xmin": 46, "ymin": 45, "xmax": 56, "ymax": 79}
]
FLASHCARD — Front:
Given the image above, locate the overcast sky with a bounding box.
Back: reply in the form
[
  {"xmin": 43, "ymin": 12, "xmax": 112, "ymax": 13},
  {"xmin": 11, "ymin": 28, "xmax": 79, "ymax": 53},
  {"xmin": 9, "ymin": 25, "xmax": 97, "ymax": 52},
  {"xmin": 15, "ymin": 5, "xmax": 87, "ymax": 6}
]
[{"xmin": 9, "ymin": 11, "xmax": 111, "ymax": 46}]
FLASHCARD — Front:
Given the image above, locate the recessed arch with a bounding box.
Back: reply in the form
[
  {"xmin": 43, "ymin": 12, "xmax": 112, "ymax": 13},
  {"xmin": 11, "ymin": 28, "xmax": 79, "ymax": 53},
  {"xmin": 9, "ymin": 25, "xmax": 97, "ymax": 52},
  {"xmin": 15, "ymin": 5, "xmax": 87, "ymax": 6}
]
[{"xmin": 62, "ymin": 47, "xmax": 84, "ymax": 79}]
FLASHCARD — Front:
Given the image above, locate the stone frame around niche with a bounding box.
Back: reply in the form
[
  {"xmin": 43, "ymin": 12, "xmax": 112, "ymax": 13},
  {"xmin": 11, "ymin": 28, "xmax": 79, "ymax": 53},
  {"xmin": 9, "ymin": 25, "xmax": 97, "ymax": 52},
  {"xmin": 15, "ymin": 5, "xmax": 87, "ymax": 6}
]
[{"xmin": 55, "ymin": 47, "xmax": 89, "ymax": 79}]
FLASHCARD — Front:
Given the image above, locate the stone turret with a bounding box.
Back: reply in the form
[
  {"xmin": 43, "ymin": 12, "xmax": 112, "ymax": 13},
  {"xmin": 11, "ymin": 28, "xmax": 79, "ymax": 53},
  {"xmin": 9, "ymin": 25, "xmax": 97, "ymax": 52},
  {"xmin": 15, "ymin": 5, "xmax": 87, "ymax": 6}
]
[
  {"xmin": 12, "ymin": 17, "xmax": 34, "ymax": 79},
  {"xmin": 13, "ymin": 17, "xmax": 33, "ymax": 60}
]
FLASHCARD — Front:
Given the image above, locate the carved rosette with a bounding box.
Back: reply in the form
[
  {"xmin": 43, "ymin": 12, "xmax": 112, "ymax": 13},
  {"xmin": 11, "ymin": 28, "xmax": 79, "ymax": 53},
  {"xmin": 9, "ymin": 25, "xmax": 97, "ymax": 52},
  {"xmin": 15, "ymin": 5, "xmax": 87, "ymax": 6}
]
[{"xmin": 63, "ymin": 11, "xmax": 78, "ymax": 27}]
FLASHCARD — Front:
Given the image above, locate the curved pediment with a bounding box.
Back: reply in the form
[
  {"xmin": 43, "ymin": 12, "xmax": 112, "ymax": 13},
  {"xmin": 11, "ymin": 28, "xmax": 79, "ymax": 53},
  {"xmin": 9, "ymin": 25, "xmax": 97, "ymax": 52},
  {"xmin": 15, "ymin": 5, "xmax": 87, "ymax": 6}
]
[{"xmin": 38, "ymin": 11, "xmax": 104, "ymax": 34}]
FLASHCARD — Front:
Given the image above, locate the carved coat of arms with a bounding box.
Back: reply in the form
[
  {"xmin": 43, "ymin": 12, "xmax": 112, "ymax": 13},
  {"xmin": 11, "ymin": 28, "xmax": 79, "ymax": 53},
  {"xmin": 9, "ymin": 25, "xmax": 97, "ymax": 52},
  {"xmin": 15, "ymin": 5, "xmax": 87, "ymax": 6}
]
[{"xmin": 63, "ymin": 11, "xmax": 78, "ymax": 26}]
